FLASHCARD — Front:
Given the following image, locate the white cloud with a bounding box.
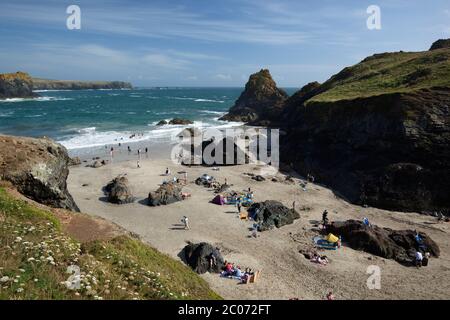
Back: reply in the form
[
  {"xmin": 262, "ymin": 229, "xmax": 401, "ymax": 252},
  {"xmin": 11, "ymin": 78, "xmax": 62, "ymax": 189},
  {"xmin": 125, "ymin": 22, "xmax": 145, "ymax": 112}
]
[{"xmin": 214, "ymin": 74, "xmax": 232, "ymax": 81}]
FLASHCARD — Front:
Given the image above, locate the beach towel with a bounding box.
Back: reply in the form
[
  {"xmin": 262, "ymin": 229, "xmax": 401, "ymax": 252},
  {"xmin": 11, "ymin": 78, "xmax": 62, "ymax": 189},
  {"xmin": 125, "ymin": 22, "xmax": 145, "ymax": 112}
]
[{"xmin": 313, "ymin": 236, "xmax": 338, "ymax": 250}]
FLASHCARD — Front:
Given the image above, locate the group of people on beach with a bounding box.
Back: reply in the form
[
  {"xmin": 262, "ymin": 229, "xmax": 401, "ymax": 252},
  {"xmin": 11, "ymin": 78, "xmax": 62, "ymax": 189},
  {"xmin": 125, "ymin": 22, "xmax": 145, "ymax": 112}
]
[
  {"xmin": 105, "ymin": 143, "xmax": 149, "ymax": 168},
  {"xmin": 222, "ymin": 261, "xmax": 258, "ymax": 284}
]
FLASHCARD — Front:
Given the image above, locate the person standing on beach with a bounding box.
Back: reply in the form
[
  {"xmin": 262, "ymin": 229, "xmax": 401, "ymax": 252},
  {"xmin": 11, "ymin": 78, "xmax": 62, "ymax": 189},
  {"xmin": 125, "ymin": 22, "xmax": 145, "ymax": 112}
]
[
  {"xmin": 182, "ymin": 216, "xmax": 190, "ymax": 230},
  {"xmin": 128, "ymin": 146, "xmax": 131, "ymax": 154},
  {"xmin": 237, "ymin": 201, "xmax": 242, "ymax": 213},
  {"xmin": 137, "ymin": 159, "xmax": 140, "ymax": 168},
  {"xmin": 110, "ymin": 147, "xmax": 114, "ymax": 159},
  {"xmin": 145, "ymin": 147, "xmax": 149, "ymax": 158},
  {"xmin": 184, "ymin": 172, "xmax": 188, "ymax": 184}
]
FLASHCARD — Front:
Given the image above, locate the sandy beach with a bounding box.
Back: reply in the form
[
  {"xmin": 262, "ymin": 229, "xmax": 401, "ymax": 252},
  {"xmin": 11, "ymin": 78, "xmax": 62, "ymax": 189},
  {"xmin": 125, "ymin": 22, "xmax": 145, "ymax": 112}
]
[{"xmin": 67, "ymin": 154, "xmax": 450, "ymax": 300}]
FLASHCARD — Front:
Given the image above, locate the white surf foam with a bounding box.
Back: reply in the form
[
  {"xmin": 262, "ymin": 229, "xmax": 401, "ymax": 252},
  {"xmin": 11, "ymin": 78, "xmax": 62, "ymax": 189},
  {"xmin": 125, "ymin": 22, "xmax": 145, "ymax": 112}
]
[{"xmin": 0, "ymin": 97, "xmax": 74, "ymax": 103}]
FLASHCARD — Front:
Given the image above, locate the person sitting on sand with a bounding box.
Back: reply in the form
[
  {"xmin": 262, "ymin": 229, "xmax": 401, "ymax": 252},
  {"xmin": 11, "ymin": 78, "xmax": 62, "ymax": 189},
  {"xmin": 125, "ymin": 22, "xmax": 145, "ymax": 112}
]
[
  {"xmin": 415, "ymin": 251, "xmax": 423, "ymax": 267},
  {"xmin": 234, "ymin": 266, "xmax": 244, "ymax": 278},
  {"xmin": 224, "ymin": 262, "xmax": 233, "ymax": 276},
  {"xmin": 326, "ymin": 291, "xmax": 335, "ymax": 300}
]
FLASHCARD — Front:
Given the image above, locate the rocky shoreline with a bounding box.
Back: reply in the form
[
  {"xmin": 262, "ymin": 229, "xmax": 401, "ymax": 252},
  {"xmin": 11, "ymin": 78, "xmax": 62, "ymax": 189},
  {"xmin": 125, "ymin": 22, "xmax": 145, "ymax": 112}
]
[{"xmin": 0, "ymin": 71, "xmax": 133, "ymax": 100}]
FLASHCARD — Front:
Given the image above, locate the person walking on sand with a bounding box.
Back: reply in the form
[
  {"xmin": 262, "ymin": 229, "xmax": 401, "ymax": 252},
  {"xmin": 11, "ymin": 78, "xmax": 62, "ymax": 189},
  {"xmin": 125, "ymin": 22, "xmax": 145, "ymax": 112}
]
[
  {"xmin": 184, "ymin": 172, "xmax": 188, "ymax": 184},
  {"xmin": 182, "ymin": 216, "xmax": 190, "ymax": 230},
  {"xmin": 128, "ymin": 146, "xmax": 131, "ymax": 154},
  {"xmin": 237, "ymin": 201, "xmax": 242, "ymax": 213},
  {"xmin": 137, "ymin": 159, "xmax": 140, "ymax": 168}
]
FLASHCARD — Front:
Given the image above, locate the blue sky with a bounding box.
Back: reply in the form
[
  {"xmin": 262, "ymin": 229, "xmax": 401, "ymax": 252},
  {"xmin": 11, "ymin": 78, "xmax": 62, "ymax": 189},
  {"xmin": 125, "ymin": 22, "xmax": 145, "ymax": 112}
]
[{"xmin": 0, "ymin": 0, "xmax": 449, "ymax": 87}]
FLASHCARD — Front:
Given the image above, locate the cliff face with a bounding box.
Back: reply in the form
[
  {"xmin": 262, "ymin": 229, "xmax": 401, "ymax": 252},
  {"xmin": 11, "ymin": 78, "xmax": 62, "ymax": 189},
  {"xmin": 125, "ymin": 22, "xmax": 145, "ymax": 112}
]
[
  {"xmin": 32, "ymin": 78, "xmax": 133, "ymax": 90},
  {"xmin": 0, "ymin": 135, "xmax": 79, "ymax": 212},
  {"xmin": 281, "ymin": 88, "xmax": 450, "ymax": 213},
  {"xmin": 0, "ymin": 72, "xmax": 38, "ymax": 99},
  {"xmin": 225, "ymin": 41, "xmax": 450, "ymax": 214},
  {"xmin": 220, "ymin": 69, "xmax": 288, "ymax": 123},
  {"xmin": 279, "ymin": 43, "xmax": 450, "ymax": 214}
]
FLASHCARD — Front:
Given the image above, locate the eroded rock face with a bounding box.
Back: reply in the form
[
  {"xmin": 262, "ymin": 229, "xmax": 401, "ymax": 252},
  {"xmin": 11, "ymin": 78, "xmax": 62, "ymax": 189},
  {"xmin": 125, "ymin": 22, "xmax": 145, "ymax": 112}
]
[
  {"xmin": 281, "ymin": 88, "xmax": 450, "ymax": 214},
  {"xmin": 148, "ymin": 182, "xmax": 183, "ymax": 206},
  {"xmin": 180, "ymin": 242, "xmax": 225, "ymax": 274},
  {"xmin": 104, "ymin": 175, "xmax": 134, "ymax": 204},
  {"xmin": 0, "ymin": 135, "xmax": 79, "ymax": 211},
  {"xmin": 249, "ymin": 200, "xmax": 299, "ymax": 231},
  {"xmin": 0, "ymin": 72, "xmax": 38, "ymax": 99},
  {"xmin": 327, "ymin": 220, "xmax": 440, "ymax": 264},
  {"xmin": 220, "ymin": 69, "xmax": 288, "ymax": 123}
]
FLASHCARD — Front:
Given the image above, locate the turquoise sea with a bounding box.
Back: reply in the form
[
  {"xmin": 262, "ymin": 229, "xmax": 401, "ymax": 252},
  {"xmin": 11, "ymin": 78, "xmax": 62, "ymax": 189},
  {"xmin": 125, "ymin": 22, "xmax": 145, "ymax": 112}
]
[{"xmin": 0, "ymin": 87, "xmax": 296, "ymax": 154}]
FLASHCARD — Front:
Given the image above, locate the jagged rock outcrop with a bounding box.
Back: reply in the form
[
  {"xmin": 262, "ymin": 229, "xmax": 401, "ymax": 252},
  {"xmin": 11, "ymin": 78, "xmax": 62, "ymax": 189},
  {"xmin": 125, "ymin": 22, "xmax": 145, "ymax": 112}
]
[
  {"xmin": 0, "ymin": 72, "xmax": 39, "ymax": 99},
  {"xmin": 147, "ymin": 182, "xmax": 183, "ymax": 206},
  {"xmin": 0, "ymin": 135, "xmax": 79, "ymax": 211},
  {"xmin": 220, "ymin": 69, "xmax": 288, "ymax": 123},
  {"xmin": 32, "ymin": 78, "xmax": 132, "ymax": 90},
  {"xmin": 104, "ymin": 175, "xmax": 134, "ymax": 204},
  {"xmin": 180, "ymin": 242, "xmax": 225, "ymax": 274},
  {"xmin": 248, "ymin": 200, "xmax": 299, "ymax": 231},
  {"xmin": 327, "ymin": 220, "xmax": 440, "ymax": 264},
  {"xmin": 169, "ymin": 118, "xmax": 193, "ymax": 125},
  {"xmin": 429, "ymin": 38, "xmax": 450, "ymax": 51}
]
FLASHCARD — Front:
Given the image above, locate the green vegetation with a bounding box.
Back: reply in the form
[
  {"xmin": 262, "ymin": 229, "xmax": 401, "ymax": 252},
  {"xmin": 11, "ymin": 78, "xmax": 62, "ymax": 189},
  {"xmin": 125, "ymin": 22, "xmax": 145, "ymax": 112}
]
[
  {"xmin": 0, "ymin": 188, "xmax": 220, "ymax": 300},
  {"xmin": 309, "ymin": 48, "xmax": 450, "ymax": 103},
  {"xmin": 0, "ymin": 72, "xmax": 32, "ymax": 82}
]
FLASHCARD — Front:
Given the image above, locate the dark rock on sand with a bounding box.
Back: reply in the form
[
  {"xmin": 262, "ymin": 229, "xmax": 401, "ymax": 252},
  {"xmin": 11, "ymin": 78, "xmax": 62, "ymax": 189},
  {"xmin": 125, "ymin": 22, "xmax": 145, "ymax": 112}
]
[
  {"xmin": 327, "ymin": 220, "xmax": 440, "ymax": 264},
  {"xmin": 249, "ymin": 200, "xmax": 300, "ymax": 231},
  {"xmin": 148, "ymin": 182, "xmax": 183, "ymax": 206},
  {"xmin": 68, "ymin": 157, "xmax": 81, "ymax": 166},
  {"xmin": 251, "ymin": 175, "xmax": 266, "ymax": 182},
  {"xmin": 180, "ymin": 242, "xmax": 225, "ymax": 274},
  {"xmin": 104, "ymin": 175, "xmax": 134, "ymax": 204},
  {"xmin": 88, "ymin": 160, "xmax": 106, "ymax": 168},
  {"xmin": 0, "ymin": 135, "xmax": 79, "ymax": 211},
  {"xmin": 220, "ymin": 69, "xmax": 288, "ymax": 123}
]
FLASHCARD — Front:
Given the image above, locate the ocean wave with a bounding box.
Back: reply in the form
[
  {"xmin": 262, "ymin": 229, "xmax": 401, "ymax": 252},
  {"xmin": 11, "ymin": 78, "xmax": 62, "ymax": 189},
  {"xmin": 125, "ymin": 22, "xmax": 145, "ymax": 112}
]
[
  {"xmin": 202, "ymin": 110, "xmax": 226, "ymax": 115},
  {"xmin": 194, "ymin": 99, "xmax": 225, "ymax": 103},
  {"xmin": 0, "ymin": 97, "xmax": 74, "ymax": 103},
  {"xmin": 0, "ymin": 111, "xmax": 14, "ymax": 117},
  {"xmin": 59, "ymin": 120, "xmax": 246, "ymax": 150},
  {"xmin": 25, "ymin": 113, "xmax": 48, "ymax": 118}
]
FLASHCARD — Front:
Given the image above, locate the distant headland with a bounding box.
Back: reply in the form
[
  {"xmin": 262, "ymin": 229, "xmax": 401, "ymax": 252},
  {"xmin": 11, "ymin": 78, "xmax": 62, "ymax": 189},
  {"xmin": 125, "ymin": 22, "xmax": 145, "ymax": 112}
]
[{"xmin": 0, "ymin": 71, "xmax": 133, "ymax": 99}]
